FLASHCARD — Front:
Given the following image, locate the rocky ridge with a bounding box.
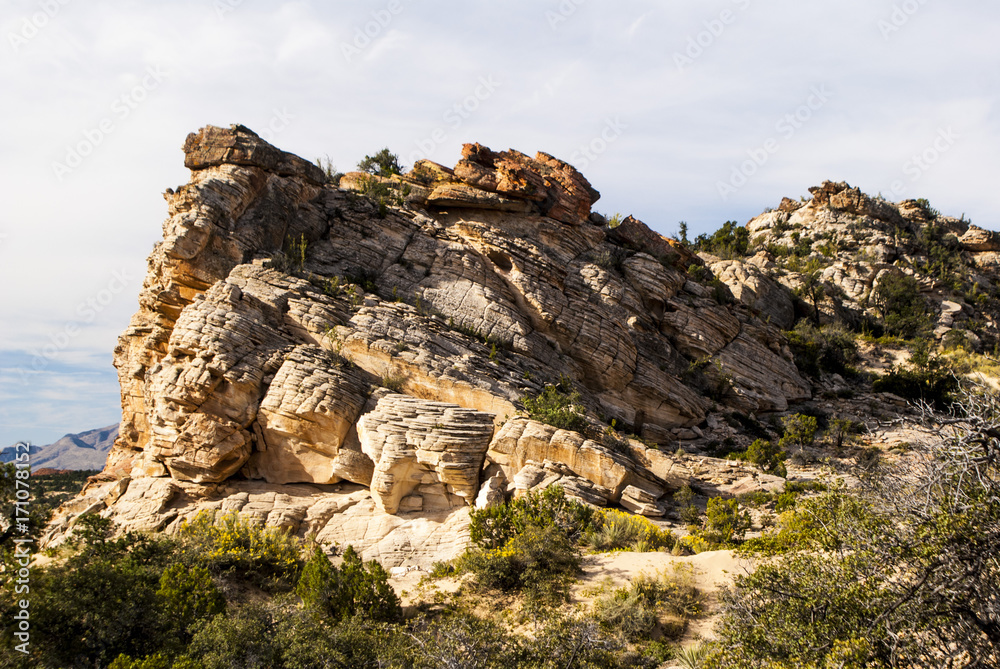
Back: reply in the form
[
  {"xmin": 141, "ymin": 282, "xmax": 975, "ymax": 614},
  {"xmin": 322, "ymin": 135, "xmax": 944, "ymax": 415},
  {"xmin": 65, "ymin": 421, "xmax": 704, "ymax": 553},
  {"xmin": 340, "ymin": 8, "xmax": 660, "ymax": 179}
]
[
  {"xmin": 48, "ymin": 126, "xmax": 989, "ymax": 568},
  {"xmin": 714, "ymin": 180, "xmax": 1000, "ymax": 348}
]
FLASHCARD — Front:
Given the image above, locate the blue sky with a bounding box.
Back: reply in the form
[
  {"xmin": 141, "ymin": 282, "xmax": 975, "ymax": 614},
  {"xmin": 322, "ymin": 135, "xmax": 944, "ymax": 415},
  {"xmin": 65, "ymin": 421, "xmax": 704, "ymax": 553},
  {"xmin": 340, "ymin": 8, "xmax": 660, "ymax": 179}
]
[{"xmin": 2, "ymin": 0, "xmax": 998, "ymax": 447}]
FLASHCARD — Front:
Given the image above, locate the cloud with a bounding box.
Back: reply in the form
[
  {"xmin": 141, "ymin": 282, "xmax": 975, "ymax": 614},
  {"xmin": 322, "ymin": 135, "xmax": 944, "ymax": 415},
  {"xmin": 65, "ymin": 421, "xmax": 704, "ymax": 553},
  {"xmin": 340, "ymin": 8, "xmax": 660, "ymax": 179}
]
[{"xmin": 3, "ymin": 0, "xmax": 999, "ymax": 446}]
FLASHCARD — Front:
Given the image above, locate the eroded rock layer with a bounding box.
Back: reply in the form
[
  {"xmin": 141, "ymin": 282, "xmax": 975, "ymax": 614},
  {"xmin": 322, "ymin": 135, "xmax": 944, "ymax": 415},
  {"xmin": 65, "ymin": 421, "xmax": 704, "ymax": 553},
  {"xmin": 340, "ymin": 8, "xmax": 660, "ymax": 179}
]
[{"xmin": 49, "ymin": 125, "xmax": 819, "ymax": 564}]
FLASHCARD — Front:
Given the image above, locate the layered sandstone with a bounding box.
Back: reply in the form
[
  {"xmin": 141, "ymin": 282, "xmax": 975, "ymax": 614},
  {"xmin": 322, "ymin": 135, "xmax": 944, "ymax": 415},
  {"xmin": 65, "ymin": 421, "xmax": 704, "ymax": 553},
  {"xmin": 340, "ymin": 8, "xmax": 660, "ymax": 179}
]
[{"xmin": 48, "ymin": 125, "xmax": 820, "ymax": 564}]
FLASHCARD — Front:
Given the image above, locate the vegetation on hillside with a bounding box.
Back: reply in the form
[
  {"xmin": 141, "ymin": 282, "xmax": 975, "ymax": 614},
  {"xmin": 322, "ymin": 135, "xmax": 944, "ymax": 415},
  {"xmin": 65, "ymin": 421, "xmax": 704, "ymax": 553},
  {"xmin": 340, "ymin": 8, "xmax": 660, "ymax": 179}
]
[{"xmin": 707, "ymin": 383, "xmax": 1000, "ymax": 667}]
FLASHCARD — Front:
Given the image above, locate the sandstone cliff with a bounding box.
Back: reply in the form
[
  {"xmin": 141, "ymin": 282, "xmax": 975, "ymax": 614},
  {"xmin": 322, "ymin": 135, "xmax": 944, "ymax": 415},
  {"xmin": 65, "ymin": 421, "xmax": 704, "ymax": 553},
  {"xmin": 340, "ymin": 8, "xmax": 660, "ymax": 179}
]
[{"xmin": 44, "ymin": 125, "xmax": 822, "ymax": 564}]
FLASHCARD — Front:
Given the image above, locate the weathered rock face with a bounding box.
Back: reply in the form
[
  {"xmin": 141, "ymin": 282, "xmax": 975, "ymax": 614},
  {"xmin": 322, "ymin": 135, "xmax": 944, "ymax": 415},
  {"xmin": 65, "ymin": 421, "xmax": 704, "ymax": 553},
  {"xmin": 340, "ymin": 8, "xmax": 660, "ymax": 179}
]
[
  {"xmin": 358, "ymin": 395, "xmax": 494, "ymax": 514},
  {"xmin": 711, "ymin": 257, "xmax": 795, "ymax": 330},
  {"xmin": 50, "ymin": 125, "xmax": 820, "ymax": 564},
  {"xmin": 488, "ymin": 418, "xmax": 683, "ymax": 515}
]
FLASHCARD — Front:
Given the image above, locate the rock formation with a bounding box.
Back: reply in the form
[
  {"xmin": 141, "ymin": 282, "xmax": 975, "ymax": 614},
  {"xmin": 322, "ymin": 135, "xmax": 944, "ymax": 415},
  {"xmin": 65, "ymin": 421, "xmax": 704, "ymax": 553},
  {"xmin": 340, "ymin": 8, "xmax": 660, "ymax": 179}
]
[
  {"xmin": 737, "ymin": 180, "xmax": 1000, "ymax": 343},
  {"xmin": 45, "ymin": 125, "xmax": 821, "ymax": 565}
]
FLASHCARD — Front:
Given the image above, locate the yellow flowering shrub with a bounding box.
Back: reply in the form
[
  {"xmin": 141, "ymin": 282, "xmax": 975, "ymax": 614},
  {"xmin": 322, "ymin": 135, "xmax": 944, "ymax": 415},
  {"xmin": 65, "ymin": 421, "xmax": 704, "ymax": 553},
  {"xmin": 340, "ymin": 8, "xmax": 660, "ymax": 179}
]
[
  {"xmin": 585, "ymin": 508, "xmax": 675, "ymax": 552},
  {"xmin": 178, "ymin": 510, "xmax": 301, "ymax": 577}
]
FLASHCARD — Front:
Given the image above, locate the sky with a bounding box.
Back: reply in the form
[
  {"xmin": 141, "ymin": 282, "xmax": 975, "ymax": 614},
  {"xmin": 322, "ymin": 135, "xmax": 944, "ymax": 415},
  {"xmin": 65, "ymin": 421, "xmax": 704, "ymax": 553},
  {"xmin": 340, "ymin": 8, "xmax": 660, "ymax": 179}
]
[{"xmin": 1, "ymin": 0, "xmax": 998, "ymax": 448}]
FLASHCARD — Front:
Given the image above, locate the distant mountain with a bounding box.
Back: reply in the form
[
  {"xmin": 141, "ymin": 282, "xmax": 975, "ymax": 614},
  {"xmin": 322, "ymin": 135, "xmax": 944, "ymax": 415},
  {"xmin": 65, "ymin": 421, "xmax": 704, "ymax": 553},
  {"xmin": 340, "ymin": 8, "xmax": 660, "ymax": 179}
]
[
  {"xmin": 1, "ymin": 425, "xmax": 117, "ymax": 471},
  {"xmin": 0, "ymin": 441, "xmax": 41, "ymax": 463}
]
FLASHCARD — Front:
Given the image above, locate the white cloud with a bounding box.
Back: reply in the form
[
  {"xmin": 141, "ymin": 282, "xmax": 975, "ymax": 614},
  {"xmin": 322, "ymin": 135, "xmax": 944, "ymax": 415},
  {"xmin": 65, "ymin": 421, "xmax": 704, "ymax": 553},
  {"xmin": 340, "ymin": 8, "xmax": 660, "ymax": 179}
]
[{"xmin": 2, "ymin": 0, "xmax": 999, "ymax": 446}]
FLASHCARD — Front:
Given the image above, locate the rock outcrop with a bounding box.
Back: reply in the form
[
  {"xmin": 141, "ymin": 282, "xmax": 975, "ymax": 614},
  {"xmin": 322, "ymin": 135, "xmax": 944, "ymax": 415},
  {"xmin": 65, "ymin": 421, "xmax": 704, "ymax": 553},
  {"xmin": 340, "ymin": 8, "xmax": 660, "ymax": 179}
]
[
  {"xmin": 47, "ymin": 125, "xmax": 824, "ymax": 564},
  {"xmin": 739, "ymin": 180, "xmax": 1000, "ymax": 344}
]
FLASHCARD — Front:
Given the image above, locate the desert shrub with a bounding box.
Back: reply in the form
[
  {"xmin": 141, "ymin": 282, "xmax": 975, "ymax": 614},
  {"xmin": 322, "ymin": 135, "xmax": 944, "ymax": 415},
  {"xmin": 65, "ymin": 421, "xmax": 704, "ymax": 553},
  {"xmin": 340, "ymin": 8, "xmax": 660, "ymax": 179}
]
[
  {"xmin": 156, "ymin": 563, "xmax": 226, "ymax": 648},
  {"xmin": 778, "ymin": 413, "xmax": 819, "ymax": 452},
  {"xmin": 402, "ymin": 612, "xmax": 531, "ymax": 668},
  {"xmin": 674, "ymin": 484, "xmax": 702, "ymax": 526},
  {"xmin": 4, "ymin": 515, "xmax": 178, "ymax": 668},
  {"xmin": 314, "ymin": 156, "xmax": 343, "ymax": 184},
  {"xmin": 678, "ymin": 642, "xmax": 715, "ymax": 669},
  {"xmin": 357, "ymin": 147, "xmax": 403, "ymax": 177},
  {"xmin": 178, "ymin": 511, "xmax": 301, "ymax": 580},
  {"xmin": 108, "ymin": 654, "xmax": 175, "ymax": 669},
  {"xmin": 736, "ymin": 490, "xmax": 773, "ymax": 508},
  {"xmin": 678, "ymin": 534, "xmax": 711, "ymax": 554},
  {"xmin": 717, "ymin": 391, "xmax": 1000, "ymax": 667},
  {"xmin": 593, "ymin": 584, "xmax": 661, "ymax": 640},
  {"xmin": 457, "ymin": 523, "xmax": 580, "ymax": 606},
  {"xmin": 355, "ymin": 174, "xmax": 408, "ymax": 216},
  {"xmin": 186, "ymin": 601, "xmax": 284, "ymax": 669},
  {"xmin": 297, "ymin": 545, "xmax": 401, "ymax": 623},
  {"xmin": 872, "ymin": 361, "xmax": 958, "ymax": 410},
  {"xmin": 694, "ymin": 220, "xmax": 750, "ymax": 258},
  {"xmin": 594, "ymin": 566, "xmax": 702, "ymax": 642},
  {"xmin": 825, "ymin": 418, "xmax": 859, "ymax": 450},
  {"xmin": 744, "ymin": 438, "xmax": 787, "ymax": 477},
  {"xmin": 468, "ymin": 485, "xmax": 595, "ymax": 550},
  {"xmin": 785, "ymin": 320, "xmax": 859, "ymax": 378},
  {"xmin": 521, "ymin": 379, "xmax": 588, "ymax": 432},
  {"xmin": 870, "ymin": 272, "xmax": 930, "ymax": 338},
  {"xmin": 698, "ymin": 498, "xmax": 750, "ymax": 546},
  {"xmin": 585, "ymin": 509, "xmax": 675, "ymax": 552},
  {"xmin": 379, "ymin": 371, "xmax": 407, "ymax": 392},
  {"xmin": 773, "ymin": 491, "xmax": 799, "ymax": 513}
]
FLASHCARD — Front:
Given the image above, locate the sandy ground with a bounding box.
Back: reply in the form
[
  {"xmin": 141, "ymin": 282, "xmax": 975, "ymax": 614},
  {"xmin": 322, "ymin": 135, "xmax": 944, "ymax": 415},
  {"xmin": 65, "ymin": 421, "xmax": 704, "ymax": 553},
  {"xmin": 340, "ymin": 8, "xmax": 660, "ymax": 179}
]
[{"xmin": 573, "ymin": 549, "xmax": 745, "ymax": 643}]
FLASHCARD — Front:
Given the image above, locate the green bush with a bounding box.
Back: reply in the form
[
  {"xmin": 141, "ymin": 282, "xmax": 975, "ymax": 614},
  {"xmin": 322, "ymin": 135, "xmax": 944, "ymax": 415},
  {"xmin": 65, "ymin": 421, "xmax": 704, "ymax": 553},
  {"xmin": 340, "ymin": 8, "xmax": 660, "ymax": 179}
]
[
  {"xmin": 468, "ymin": 485, "xmax": 595, "ymax": 550},
  {"xmin": 593, "ymin": 584, "xmax": 661, "ymax": 640},
  {"xmin": 6, "ymin": 515, "xmax": 178, "ymax": 668},
  {"xmin": 157, "ymin": 563, "xmax": 226, "ymax": 645},
  {"xmin": 872, "ymin": 362, "xmax": 958, "ymax": 410},
  {"xmin": 674, "ymin": 485, "xmax": 702, "ymax": 526},
  {"xmin": 870, "ymin": 272, "xmax": 930, "ymax": 339},
  {"xmin": 187, "ymin": 602, "xmax": 283, "ymax": 669},
  {"xmin": 458, "ymin": 523, "xmax": 580, "ymax": 606},
  {"xmin": 785, "ymin": 321, "xmax": 859, "ymax": 378},
  {"xmin": 593, "ymin": 566, "xmax": 702, "ymax": 641},
  {"xmin": 330, "ymin": 545, "xmax": 401, "ymax": 622},
  {"xmin": 698, "ymin": 498, "xmax": 750, "ymax": 546},
  {"xmin": 693, "ymin": 220, "xmax": 750, "ymax": 258},
  {"xmin": 778, "ymin": 413, "xmax": 819, "ymax": 452},
  {"xmin": 744, "ymin": 438, "xmax": 787, "ymax": 477},
  {"xmin": 108, "ymin": 653, "xmax": 174, "ymax": 669},
  {"xmin": 521, "ymin": 381, "xmax": 589, "ymax": 432},
  {"xmin": 357, "ymin": 147, "xmax": 403, "ymax": 177},
  {"xmin": 297, "ymin": 546, "xmax": 400, "ymax": 623}
]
